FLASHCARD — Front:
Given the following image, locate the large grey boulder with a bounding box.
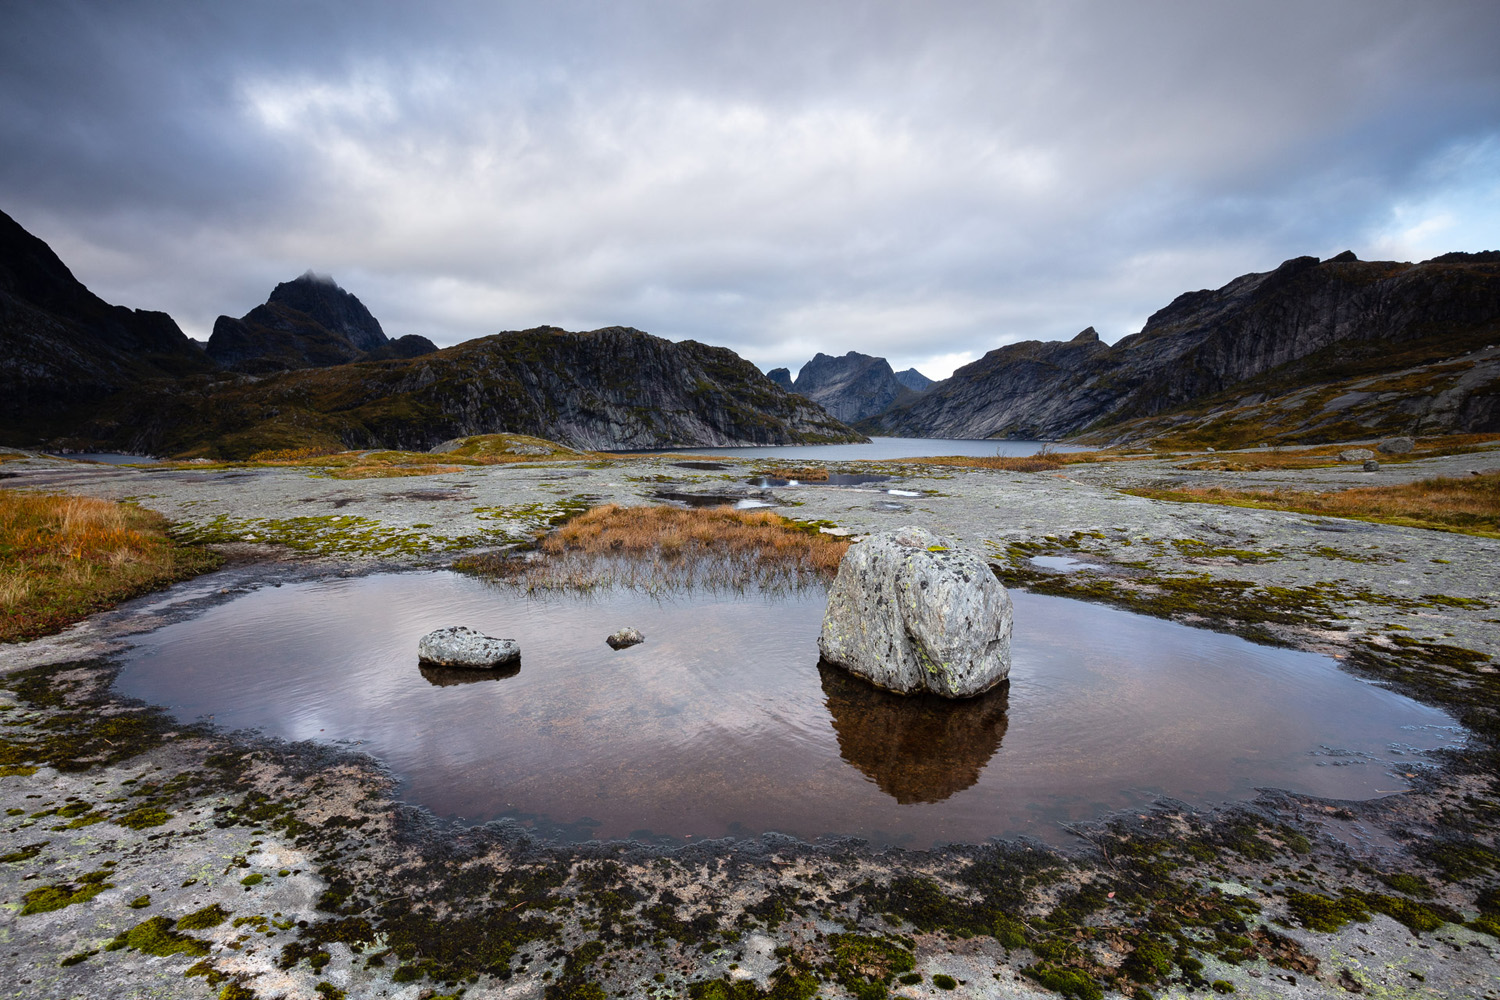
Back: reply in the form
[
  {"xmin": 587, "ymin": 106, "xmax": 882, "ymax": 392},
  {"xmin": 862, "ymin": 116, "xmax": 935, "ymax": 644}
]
[
  {"xmin": 418, "ymin": 626, "xmax": 520, "ymax": 669},
  {"xmin": 1339, "ymin": 448, "xmax": 1375, "ymax": 462},
  {"xmin": 818, "ymin": 526, "xmax": 1012, "ymax": 698},
  {"xmin": 1379, "ymin": 436, "xmax": 1415, "ymax": 454}
]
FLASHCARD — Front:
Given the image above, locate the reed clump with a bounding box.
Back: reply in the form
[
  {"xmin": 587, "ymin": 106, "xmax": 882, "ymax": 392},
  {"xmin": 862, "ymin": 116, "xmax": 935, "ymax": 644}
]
[
  {"xmin": 767, "ymin": 466, "xmax": 830, "ymax": 481},
  {"xmin": 459, "ymin": 503, "xmax": 851, "ymax": 593},
  {"xmin": 0, "ymin": 491, "xmax": 222, "ymax": 642},
  {"xmin": 1128, "ymin": 470, "xmax": 1500, "ymax": 537}
]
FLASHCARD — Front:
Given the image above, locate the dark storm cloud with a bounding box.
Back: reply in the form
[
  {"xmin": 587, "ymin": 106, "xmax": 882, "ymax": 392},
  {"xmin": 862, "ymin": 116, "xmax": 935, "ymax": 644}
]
[{"xmin": 3, "ymin": 1, "xmax": 1498, "ymax": 378}]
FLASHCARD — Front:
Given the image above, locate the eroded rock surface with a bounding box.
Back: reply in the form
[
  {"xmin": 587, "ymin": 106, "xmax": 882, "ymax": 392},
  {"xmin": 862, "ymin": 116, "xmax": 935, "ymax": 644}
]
[
  {"xmin": 417, "ymin": 625, "xmax": 520, "ymax": 669},
  {"xmin": 819, "ymin": 525, "xmax": 1012, "ymax": 697}
]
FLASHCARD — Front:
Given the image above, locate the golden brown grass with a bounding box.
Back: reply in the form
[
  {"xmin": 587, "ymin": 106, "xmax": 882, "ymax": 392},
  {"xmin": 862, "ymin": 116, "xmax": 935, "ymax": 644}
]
[
  {"xmin": 767, "ymin": 466, "xmax": 829, "ymax": 481},
  {"xmin": 1127, "ymin": 470, "xmax": 1500, "ymax": 537},
  {"xmin": 0, "ymin": 490, "xmax": 222, "ymax": 642},
  {"xmin": 883, "ymin": 452, "xmax": 1072, "ymax": 472},
  {"xmin": 457, "ymin": 503, "xmax": 851, "ymax": 592},
  {"xmin": 163, "ymin": 434, "xmax": 613, "ymax": 479}
]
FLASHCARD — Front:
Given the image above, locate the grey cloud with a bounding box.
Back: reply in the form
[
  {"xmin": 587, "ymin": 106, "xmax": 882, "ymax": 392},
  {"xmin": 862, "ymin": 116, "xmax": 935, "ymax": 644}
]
[{"xmin": 2, "ymin": 1, "xmax": 1498, "ymax": 376}]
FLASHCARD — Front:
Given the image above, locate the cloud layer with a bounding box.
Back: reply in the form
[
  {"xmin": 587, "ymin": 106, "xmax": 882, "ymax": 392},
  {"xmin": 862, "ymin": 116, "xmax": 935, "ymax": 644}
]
[{"xmin": 4, "ymin": 1, "xmax": 1498, "ymax": 378}]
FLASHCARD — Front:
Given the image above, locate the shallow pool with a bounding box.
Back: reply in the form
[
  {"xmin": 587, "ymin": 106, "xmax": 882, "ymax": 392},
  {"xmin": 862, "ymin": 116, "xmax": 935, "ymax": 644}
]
[{"xmin": 115, "ymin": 572, "xmax": 1460, "ymax": 847}]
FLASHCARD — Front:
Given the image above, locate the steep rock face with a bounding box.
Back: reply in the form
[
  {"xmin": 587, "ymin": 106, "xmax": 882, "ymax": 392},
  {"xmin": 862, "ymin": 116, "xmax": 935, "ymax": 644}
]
[
  {"xmin": 792, "ymin": 351, "xmax": 913, "ymax": 423},
  {"xmin": 765, "ymin": 367, "xmax": 794, "ymax": 391},
  {"xmin": 0, "ymin": 209, "xmax": 212, "ymax": 440},
  {"xmin": 85, "ymin": 326, "xmax": 866, "ymax": 458},
  {"xmin": 872, "ymin": 254, "xmax": 1500, "ymax": 440},
  {"xmin": 205, "ymin": 272, "xmax": 435, "ymax": 373},
  {"xmin": 266, "ymin": 271, "xmax": 387, "ymax": 351}
]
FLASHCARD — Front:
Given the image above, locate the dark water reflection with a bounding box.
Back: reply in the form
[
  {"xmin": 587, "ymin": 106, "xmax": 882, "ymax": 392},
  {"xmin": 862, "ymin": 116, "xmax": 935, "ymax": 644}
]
[
  {"xmin": 115, "ymin": 572, "xmax": 1462, "ymax": 847},
  {"xmin": 820, "ymin": 663, "xmax": 1009, "ymax": 804}
]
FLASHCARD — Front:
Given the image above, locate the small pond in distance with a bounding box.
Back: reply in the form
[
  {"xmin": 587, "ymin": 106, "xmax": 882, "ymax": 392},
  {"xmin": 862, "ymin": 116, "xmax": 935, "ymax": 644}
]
[{"xmin": 115, "ymin": 572, "xmax": 1461, "ymax": 847}]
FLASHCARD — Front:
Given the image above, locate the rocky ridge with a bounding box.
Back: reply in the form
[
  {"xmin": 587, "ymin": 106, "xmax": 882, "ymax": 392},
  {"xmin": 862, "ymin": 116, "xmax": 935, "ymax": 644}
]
[
  {"xmin": 870, "ymin": 253, "xmax": 1500, "ymax": 442},
  {"xmin": 77, "ymin": 325, "xmax": 866, "ymax": 457}
]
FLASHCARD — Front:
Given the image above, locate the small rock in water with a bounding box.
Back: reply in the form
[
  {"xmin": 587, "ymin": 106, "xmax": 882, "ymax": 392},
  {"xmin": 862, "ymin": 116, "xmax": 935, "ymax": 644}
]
[
  {"xmin": 418, "ymin": 626, "xmax": 520, "ymax": 669},
  {"xmin": 1378, "ymin": 436, "xmax": 1415, "ymax": 454},
  {"xmin": 606, "ymin": 627, "xmax": 645, "ymax": 650},
  {"xmin": 819, "ymin": 525, "xmax": 1012, "ymax": 699},
  {"xmin": 1339, "ymin": 448, "xmax": 1375, "ymax": 462},
  {"xmin": 1363, "ymin": 459, "xmax": 1380, "ymax": 471}
]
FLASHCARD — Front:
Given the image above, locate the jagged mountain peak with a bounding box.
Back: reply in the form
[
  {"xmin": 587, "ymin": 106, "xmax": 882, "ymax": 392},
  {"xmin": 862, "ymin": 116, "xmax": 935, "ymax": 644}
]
[{"xmin": 265, "ymin": 271, "xmax": 387, "ymax": 352}]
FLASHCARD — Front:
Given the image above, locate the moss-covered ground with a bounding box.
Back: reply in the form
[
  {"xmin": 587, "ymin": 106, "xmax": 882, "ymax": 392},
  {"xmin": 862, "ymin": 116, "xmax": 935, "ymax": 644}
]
[{"xmin": 1, "ymin": 445, "xmax": 1497, "ymax": 997}]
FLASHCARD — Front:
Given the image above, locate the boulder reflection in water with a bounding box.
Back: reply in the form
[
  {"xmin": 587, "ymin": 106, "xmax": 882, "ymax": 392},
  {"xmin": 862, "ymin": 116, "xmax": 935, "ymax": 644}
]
[
  {"xmin": 818, "ymin": 660, "xmax": 1009, "ymax": 804},
  {"xmin": 419, "ymin": 661, "xmax": 521, "ymax": 687}
]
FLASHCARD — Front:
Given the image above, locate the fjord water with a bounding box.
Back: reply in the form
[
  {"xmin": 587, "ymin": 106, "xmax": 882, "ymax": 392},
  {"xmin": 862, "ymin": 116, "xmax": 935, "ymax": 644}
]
[
  {"xmin": 622, "ymin": 437, "xmax": 1085, "ymax": 460},
  {"xmin": 116, "ymin": 572, "xmax": 1459, "ymax": 847}
]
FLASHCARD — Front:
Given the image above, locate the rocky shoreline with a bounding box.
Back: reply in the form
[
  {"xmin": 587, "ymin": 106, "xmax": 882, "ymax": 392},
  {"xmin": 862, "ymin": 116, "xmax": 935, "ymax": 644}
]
[{"xmin": 2, "ymin": 447, "xmax": 1499, "ymax": 998}]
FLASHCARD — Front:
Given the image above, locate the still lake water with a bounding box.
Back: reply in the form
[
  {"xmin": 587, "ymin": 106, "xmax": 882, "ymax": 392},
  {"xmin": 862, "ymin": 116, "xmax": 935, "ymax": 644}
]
[
  {"xmin": 115, "ymin": 572, "xmax": 1460, "ymax": 847},
  {"xmin": 621, "ymin": 437, "xmax": 1083, "ymax": 461}
]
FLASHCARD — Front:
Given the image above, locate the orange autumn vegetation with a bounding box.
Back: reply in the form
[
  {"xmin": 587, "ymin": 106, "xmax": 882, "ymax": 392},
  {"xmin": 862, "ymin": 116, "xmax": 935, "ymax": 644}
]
[
  {"xmin": 1128, "ymin": 470, "xmax": 1500, "ymax": 537},
  {"xmin": 0, "ymin": 491, "xmax": 221, "ymax": 642},
  {"xmin": 458, "ymin": 503, "xmax": 851, "ymax": 592}
]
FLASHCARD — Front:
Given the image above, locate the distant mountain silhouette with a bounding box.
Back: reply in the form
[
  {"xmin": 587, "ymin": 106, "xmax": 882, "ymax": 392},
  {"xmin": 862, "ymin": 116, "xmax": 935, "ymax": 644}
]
[{"xmin": 206, "ymin": 271, "xmax": 436, "ymax": 373}]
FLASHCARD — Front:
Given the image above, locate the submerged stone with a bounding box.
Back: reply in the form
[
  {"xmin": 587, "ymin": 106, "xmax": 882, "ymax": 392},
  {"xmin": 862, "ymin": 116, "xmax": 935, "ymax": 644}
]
[
  {"xmin": 606, "ymin": 627, "xmax": 645, "ymax": 650},
  {"xmin": 818, "ymin": 525, "xmax": 1012, "ymax": 698},
  {"xmin": 417, "ymin": 626, "xmax": 520, "ymax": 669}
]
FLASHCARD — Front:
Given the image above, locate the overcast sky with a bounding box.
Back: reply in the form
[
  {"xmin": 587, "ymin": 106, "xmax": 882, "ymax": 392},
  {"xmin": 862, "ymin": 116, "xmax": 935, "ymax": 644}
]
[{"xmin": 3, "ymin": 1, "xmax": 1498, "ymax": 379}]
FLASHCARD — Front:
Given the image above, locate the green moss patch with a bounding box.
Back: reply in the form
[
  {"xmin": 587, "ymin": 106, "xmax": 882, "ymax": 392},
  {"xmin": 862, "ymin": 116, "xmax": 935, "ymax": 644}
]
[
  {"xmin": 20, "ymin": 869, "xmax": 114, "ymax": 915},
  {"xmin": 106, "ymin": 915, "xmax": 211, "ymax": 958}
]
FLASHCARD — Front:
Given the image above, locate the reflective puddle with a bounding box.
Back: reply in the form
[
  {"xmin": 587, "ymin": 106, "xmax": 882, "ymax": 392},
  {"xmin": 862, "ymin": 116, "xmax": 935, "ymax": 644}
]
[{"xmin": 115, "ymin": 572, "xmax": 1461, "ymax": 847}]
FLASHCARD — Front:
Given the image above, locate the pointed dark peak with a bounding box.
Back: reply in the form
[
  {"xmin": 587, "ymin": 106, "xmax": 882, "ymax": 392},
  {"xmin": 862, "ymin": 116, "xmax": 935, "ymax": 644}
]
[
  {"xmin": 266, "ymin": 271, "xmax": 387, "ymax": 351},
  {"xmin": 1329, "ymin": 250, "xmax": 1359, "ymax": 263},
  {"xmin": 1070, "ymin": 326, "xmax": 1100, "ymax": 343},
  {"xmin": 892, "ymin": 368, "xmax": 934, "ymax": 392}
]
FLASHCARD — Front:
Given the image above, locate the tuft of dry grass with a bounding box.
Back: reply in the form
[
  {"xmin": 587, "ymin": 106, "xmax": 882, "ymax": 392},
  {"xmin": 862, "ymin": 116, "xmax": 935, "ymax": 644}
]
[
  {"xmin": 1127, "ymin": 470, "xmax": 1500, "ymax": 537},
  {"xmin": 767, "ymin": 466, "xmax": 829, "ymax": 481},
  {"xmin": 0, "ymin": 491, "xmax": 222, "ymax": 642},
  {"xmin": 457, "ymin": 503, "xmax": 851, "ymax": 593}
]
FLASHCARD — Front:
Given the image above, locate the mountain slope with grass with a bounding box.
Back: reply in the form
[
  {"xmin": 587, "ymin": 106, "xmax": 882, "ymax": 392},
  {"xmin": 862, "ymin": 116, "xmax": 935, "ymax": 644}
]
[
  {"xmin": 0, "ymin": 209, "xmax": 215, "ymax": 443},
  {"xmin": 868, "ymin": 253, "xmax": 1500, "ymax": 443},
  {"xmin": 74, "ymin": 325, "xmax": 865, "ymax": 458}
]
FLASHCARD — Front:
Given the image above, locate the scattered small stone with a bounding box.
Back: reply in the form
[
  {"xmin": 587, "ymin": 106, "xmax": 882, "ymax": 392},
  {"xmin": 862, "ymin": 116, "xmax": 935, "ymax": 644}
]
[
  {"xmin": 417, "ymin": 626, "xmax": 520, "ymax": 669},
  {"xmin": 606, "ymin": 627, "xmax": 645, "ymax": 650},
  {"xmin": 1363, "ymin": 460, "xmax": 1380, "ymax": 471},
  {"xmin": 1378, "ymin": 436, "xmax": 1415, "ymax": 454}
]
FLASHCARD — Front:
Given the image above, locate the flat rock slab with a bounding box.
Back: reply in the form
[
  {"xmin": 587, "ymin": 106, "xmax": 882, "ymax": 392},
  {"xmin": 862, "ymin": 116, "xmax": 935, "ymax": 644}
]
[
  {"xmin": 418, "ymin": 625, "xmax": 520, "ymax": 669},
  {"xmin": 819, "ymin": 525, "xmax": 1012, "ymax": 698}
]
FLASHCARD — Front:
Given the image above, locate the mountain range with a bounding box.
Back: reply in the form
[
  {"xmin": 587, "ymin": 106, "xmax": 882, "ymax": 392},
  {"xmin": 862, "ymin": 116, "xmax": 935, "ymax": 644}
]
[
  {"xmin": 3, "ymin": 204, "xmax": 1497, "ymax": 456},
  {"xmin": 0, "ymin": 210, "xmax": 862, "ymax": 456},
  {"xmin": 867, "ymin": 250, "xmax": 1500, "ymax": 445}
]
